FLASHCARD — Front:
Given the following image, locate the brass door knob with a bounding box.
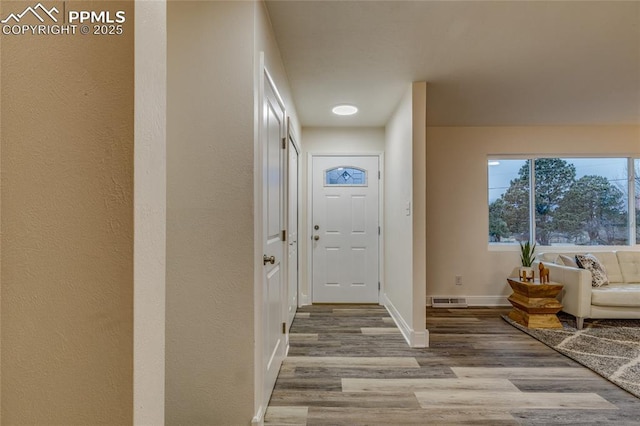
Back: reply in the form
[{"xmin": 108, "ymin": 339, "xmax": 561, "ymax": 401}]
[{"xmin": 263, "ymin": 255, "xmax": 275, "ymax": 265}]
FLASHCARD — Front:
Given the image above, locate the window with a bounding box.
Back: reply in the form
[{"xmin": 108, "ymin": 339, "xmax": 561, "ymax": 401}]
[
  {"xmin": 488, "ymin": 160, "xmax": 529, "ymax": 243},
  {"xmin": 325, "ymin": 166, "xmax": 367, "ymax": 186},
  {"xmin": 489, "ymin": 157, "xmax": 636, "ymax": 246}
]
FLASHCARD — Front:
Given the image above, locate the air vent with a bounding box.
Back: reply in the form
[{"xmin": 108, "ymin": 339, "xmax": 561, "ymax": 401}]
[{"xmin": 431, "ymin": 297, "xmax": 468, "ymax": 308}]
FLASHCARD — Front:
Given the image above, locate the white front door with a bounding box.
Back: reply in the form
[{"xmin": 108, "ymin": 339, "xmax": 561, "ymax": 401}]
[
  {"xmin": 311, "ymin": 155, "xmax": 380, "ymax": 303},
  {"xmin": 287, "ymin": 134, "xmax": 299, "ymax": 327},
  {"xmin": 262, "ymin": 71, "xmax": 286, "ymax": 404}
]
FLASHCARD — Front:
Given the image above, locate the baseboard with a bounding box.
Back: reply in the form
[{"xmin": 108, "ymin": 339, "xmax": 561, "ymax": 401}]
[
  {"xmin": 382, "ymin": 294, "xmax": 429, "ymax": 348},
  {"xmin": 298, "ymin": 293, "xmax": 310, "ymax": 306},
  {"xmin": 252, "ymin": 406, "xmax": 265, "ymax": 426},
  {"xmin": 426, "ymin": 295, "xmax": 510, "ymax": 307}
]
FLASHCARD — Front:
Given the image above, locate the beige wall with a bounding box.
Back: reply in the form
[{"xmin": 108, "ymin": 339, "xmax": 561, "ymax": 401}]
[
  {"xmin": 166, "ymin": 1, "xmax": 256, "ymax": 423},
  {"xmin": 0, "ymin": 1, "xmax": 135, "ymax": 424},
  {"xmin": 300, "ymin": 127, "xmax": 385, "ymax": 303},
  {"xmin": 426, "ymin": 126, "xmax": 640, "ymax": 303},
  {"xmin": 384, "ymin": 87, "xmax": 413, "ymax": 324}
]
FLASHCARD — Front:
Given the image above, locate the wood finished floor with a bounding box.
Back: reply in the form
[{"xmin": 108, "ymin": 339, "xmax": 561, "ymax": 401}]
[{"xmin": 265, "ymin": 305, "xmax": 640, "ymax": 425}]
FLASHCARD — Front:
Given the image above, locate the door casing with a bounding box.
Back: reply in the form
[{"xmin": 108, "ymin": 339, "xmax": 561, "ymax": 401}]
[{"xmin": 306, "ymin": 152, "xmax": 385, "ymax": 304}]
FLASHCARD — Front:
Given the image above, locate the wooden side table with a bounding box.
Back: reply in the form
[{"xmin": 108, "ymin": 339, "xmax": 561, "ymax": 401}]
[{"xmin": 507, "ymin": 278, "xmax": 564, "ymax": 329}]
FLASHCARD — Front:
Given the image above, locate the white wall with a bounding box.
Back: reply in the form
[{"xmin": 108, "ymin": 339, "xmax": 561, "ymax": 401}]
[
  {"xmin": 384, "ymin": 87, "xmax": 413, "ymax": 326},
  {"xmin": 134, "ymin": 0, "xmax": 166, "ymax": 424},
  {"xmin": 383, "ymin": 83, "xmax": 428, "ymax": 348},
  {"xmin": 299, "ymin": 127, "xmax": 385, "ymax": 304},
  {"xmin": 166, "ymin": 1, "xmax": 300, "ymax": 423},
  {"xmin": 426, "ymin": 126, "xmax": 640, "ymax": 304}
]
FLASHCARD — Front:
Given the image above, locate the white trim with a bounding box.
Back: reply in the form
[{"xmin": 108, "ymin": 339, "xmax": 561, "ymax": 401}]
[
  {"xmin": 383, "ymin": 293, "xmax": 428, "ymax": 348},
  {"xmin": 298, "ymin": 293, "xmax": 311, "ymax": 306},
  {"xmin": 307, "ymin": 153, "xmax": 385, "ymax": 304},
  {"xmin": 378, "ymin": 153, "xmax": 385, "ymax": 301},
  {"xmin": 426, "ymin": 295, "xmax": 511, "ymax": 307},
  {"xmin": 253, "ymin": 52, "xmax": 266, "ymax": 425},
  {"xmin": 489, "ymin": 153, "xmax": 640, "ymax": 159},
  {"xmin": 305, "ymin": 152, "xmax": 313, "ymax": 305},
  {"xmin": 489, "ymin": 244, "xmax": 640, "ymax": 252},
  {"xmin": 251, "ymin": 408, "xmax": 265, "ymax": 426},
  {"xmin": 628, "ymin": 157, "xmax": 636, "ymax": 246},
  {"xmin": 134, "ymin": 1, "xmax": 166, "ymax": 423}
]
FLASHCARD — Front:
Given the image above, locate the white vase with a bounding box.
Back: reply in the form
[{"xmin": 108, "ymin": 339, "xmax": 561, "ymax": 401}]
[{"xmin": 519, "ymin": 266, "xmax": 534, "ymax": 282}]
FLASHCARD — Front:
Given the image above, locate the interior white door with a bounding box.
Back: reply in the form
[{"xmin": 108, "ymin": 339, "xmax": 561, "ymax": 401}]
[
  {"xmin": 287, "ymin": 135, "xmax": 299, "ymax": 327},
  {"xmin": 312, "ymin": 156, "xmax": 379, "ymax": 303},
  {"xmin": 262, "ymin": 71, "xmax": 286, "ymax": 403}
]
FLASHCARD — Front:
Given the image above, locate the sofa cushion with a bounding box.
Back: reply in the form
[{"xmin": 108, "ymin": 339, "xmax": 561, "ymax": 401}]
[
  {"xmin": 538, "ymin": 253, "xmax": 560, "ymax": 264},
  {"xmin": 617, "ymin": 251, "xmax": 640, "ymax": 283},
  {"xmin": 575, "ymin": 254, "xmax": 609, "ymax": 287},
  {"xmin": 592, "ymin": 252, "xmax": 623, "ymax": 283},
  {"xmin": 559, "ymin": 254, "xmax": 579, "ymax": 268},
  {"xmin": 591, "ymin": 283, "xmax": 640, "ymax": 307}
]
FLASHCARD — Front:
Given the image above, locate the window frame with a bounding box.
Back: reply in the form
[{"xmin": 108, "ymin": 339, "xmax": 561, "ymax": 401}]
[{"xmin": 488, "ymin": 155, "xmax": 639, "ymax": 249}]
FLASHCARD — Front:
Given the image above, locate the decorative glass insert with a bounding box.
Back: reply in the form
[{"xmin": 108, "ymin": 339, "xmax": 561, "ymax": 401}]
[{"xmin": 325, "ymin": 167, "xmax": 367, "ymax": 186}]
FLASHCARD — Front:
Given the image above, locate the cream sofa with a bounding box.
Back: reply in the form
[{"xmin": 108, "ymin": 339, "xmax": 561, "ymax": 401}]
[{"xmin": 534, "ymin": 251, "xmax": 640, "ymax": 329}]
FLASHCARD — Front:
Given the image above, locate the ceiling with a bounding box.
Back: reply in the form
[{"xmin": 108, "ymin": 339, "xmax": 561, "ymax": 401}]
[{"xmin": 265, "ymin": 1, "xmax": 640, "ymax": 127}]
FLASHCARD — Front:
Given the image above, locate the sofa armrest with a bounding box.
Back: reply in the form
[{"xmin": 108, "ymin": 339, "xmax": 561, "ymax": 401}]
[{"xmin": 534, "ymin": 262, "xmax": 592, "ymax": 318}]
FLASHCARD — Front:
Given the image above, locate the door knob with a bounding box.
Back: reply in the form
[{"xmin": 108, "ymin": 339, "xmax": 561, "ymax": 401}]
[
  {"xmin": 263, "ymin": 255, "xmax": 275, "ymax": 265},
  {"xmin": 313, "ymin": 235, "xmax": 320, "ymax": 241}
]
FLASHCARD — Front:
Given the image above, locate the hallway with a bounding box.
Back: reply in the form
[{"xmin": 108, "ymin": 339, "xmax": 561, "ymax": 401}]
[{"xmin": 265, "ymin": 305, "xmax": 640, "ymax": 425}]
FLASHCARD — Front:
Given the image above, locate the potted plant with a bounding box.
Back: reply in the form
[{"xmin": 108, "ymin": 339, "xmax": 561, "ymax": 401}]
[{"xmin": 519, "ymin": 240, "xmax": 536, "ymax": 281}]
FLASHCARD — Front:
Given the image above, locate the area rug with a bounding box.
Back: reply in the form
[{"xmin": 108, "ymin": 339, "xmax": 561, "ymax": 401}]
[{"xmin": 502, "ymin": 313, "xmax": 640, "ymax": 399}]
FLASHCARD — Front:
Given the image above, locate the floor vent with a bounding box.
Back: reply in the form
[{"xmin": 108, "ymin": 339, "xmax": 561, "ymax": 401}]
[{"xmin": 431, "ymin": 297, "xmax": 468, "ymax": 308}]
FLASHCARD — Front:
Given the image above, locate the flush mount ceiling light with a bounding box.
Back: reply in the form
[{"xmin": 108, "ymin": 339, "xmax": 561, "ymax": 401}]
[{"xmin": 332, "ymin": 104, "xmax": 358, "ymax": 116}]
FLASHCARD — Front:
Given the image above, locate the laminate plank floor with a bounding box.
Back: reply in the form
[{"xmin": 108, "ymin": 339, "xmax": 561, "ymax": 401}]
[{"xmin": 265, "ymin": 305, "xmax": 640, "ymax": 425}]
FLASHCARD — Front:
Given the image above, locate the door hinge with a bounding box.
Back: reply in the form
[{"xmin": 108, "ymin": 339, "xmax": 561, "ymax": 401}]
[
  {"xmin": 378, "ymin": 171, "xmax": 381, "ymax": 179},
  {"xmin": 282, "ymin": 137, "xmax": 286, "ymax": 149},
  {"xmin": 282, "ymin": 322, "xmax": 286, "ymax": 334},
  {"xmin": 378, "ymin": 281, "xmax": 381, "ymax": 290},
  {"xmin": 281, "ymin": 230, "xmax": 287, "ymax": 241},
  {"xmin": 378, "ymin": 226, "xmax": 380, "ymax": 235}
]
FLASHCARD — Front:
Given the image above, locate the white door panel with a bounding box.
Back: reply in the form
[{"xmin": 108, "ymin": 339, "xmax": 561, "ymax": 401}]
[
  {"xmin": 312, "ymin": 156, "xmax": 379, "ymax": 303},
  {"xmin": 262, "ymin": 72, "xmax": 285, "ymax": 404}
]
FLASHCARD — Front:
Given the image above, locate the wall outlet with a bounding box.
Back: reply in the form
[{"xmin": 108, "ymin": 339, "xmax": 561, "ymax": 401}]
[{"xmin": 455, "ymin": 275, "xmax": 463, "ymax": 286}]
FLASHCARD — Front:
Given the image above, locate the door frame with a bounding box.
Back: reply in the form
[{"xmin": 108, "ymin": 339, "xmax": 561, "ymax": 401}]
[
  {"xmin": 253, "ymin": 60, "xmax": 288, "ymax": 422},
  {"xmin": 306, "ymin": 152, "xmax": 385, "ymax": 304},
  {"xmin": 285, "ymin": 120, "xmax": 301, "ymax": 335}
]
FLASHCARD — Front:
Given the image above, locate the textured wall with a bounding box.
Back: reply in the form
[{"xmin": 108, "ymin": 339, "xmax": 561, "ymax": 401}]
[
  {"xmin": 166, "ymin": 1, "xmax": 256, "ymax": 423},
  {"xmin": 0, "ymin": 1, "xmax": 134, "ymax": 424}
]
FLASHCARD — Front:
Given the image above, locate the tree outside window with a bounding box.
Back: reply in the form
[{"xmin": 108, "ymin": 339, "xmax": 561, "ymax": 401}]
[{"xmin": 488, "ymin": 157, "xmax": 631, "ymax": 246}]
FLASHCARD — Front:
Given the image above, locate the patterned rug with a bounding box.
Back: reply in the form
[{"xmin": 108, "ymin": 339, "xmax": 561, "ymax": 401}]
[{"xmin": 502, "ymin": 313, "xmax": 640, "ymax": 399}]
